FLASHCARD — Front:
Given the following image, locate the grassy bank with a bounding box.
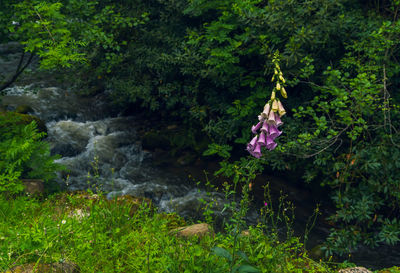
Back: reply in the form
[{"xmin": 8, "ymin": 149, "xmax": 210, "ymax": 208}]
[
  {"xmin": 0, "ymin": 191, "xmax": 337, "ymax": 273},
  {"xmin": 0, "ymin": 191, "xmax": 397, "ymax": 273}
]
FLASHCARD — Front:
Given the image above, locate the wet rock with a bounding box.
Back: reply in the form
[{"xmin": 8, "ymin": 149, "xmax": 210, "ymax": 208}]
[
  {"xmin": 172, "ymin": 223, "xmax": 213, "ymax": 238},
  {"xmin": 22, "ymin": 179, "xmax": 44, "ymax": 195},
  {"xmin": 338, "ymin": 267, "xmax": 372, "ymax": 273},
  {"xmin": 176, "ymin": 153, "xmax": 197, "ymax": 166},
  {"xmin": 4, "ymin": 262, "xmax": 79, "ymax": 273}
]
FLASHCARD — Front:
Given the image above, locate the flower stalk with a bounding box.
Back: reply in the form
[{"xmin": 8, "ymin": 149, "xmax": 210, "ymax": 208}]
[{"xmin": 247, "ymin": 56, "xmax": 288, "ymax": 158}]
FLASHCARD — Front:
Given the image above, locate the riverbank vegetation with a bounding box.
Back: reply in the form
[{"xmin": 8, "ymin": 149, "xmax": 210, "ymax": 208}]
[
  {"xmin": 0, "ymin": 191, "xmax": 336, "ymax": 273},
  {"xmin": 1, "ymin": 0, "xmax": 400, "ymax": 265}
]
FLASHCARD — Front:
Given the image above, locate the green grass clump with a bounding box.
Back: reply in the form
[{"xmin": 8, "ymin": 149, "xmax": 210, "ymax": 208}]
[{"xmin": 0, "ymin": 191, "xmax": 334, "ymax": 272}]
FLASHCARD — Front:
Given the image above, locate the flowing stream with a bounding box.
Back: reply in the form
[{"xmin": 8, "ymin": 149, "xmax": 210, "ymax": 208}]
[{"xmin": 1, "ymin": 85, "xmax": 231, "ymax": 219}]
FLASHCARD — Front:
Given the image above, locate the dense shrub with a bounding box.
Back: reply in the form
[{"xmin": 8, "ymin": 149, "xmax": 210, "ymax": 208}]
[{"xmin": 0, "ymin": 112, "xmax": 63, "ymax": 194}]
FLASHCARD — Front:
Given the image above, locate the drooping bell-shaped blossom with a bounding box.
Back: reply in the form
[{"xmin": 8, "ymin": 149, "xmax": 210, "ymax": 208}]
[
  {"xmin": 252, "ymin": 143, "xmax": 262, "ymax": 158},
  {"xmin": 257, "ymin": 131, "xmax": 266, "ymax": 146},
  {"xmin": 278, "ymin": 100, "xmax": 286, "ymax": 116},
  {"xmin": 264, "ymin": 102, "xmax": 270, "ymax": 113},
  {"xmin": 266, "ymin": 134, "xmax": 277, "ymax": 150},
  {"xmin": 258, "ymin": 115, "xmax": 263, "ymax": 122},
  {"xmin": 261, "ymin": 120, "xmax": 269, "ymax": 133},
  {"xmin": 261, "ymin": 103, "xmax": 270, "ymax": 119},
  {"xmin": 269, "ymin": 124, "xmax": 282, "ymax": 139},
  {"xmin": 275, "ymin": 113, "xmax": 283, "ymax": 127},
  {"xmin": 267, "ymin": 141, "xmax": 277, "ymax": 151},
  {"xmin": 268, "ymin": 110, "xmax": 276, "ymax": 125},
  {"xmin": 248, "ymin": 135, "xmax": 258, "ymax": 150},
  {"xmin": 251, "ymin": 121, "xmax": 262, "ymax": 134}
]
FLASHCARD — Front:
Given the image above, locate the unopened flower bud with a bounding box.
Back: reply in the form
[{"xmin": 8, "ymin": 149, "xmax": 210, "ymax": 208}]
[
  {"xmin": 280, "ymin": 86, "xmax": 287, "ymax": 98},
  {"xmin": 276, "ymin": 82, "xmax": 281, "ymax": 90},
  {"xmin": 274, "ymin": 68, "xmax": 278, "ymax": 75},
  {"xmin": 279, "ymin": 74, "xmax": 285, "ymax": 83},
  {"xmin": 271, "ymin": 91, "xmax": 276, "ymax": 100},
  {"xmin": 272, "ymin": 99, "xmax": 279, "ymax": 112}
]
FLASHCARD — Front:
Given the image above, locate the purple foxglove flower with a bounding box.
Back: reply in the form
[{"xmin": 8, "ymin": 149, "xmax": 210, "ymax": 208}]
[
  {"xmin": 257, "ymin": 131, "xmax": 266, "ymax": 146},
  {"xmin": 269, "ymin": 124, "xmax": 282, "ymax": 139},
  {"xmin": 251, "ymin": 121, "xmax": 262, "ymax": 134},
  {"xmin": 266, "ymin": 134, "xmax": 277, "ymax": 150},
  {"xmin": 275, "ymin": 113, "xmax": 283, "ymax": 127},
  {"xmin": 252, "ymin": 143, "xmax": 262, "ymax": 158},
  {"xmin": 267, "ymin": 135, "xmax": 277, "ymax": 150},
  {"xmin": 264, "ymin": 102, "xmax": 271, "ymax": 113},
  {"xmin": 261, "ymin": 103, "xmax": 271, "ymax": 119},
  {"xmin": 268, "ymin": 110, "xmax": 276, "ymax": 125},
  {"xmin": 261, "ymin": 121, "xmax": 269, "ymax": 133},
  {"xmin": 258, "ymin": 115, "xmax": 264, "ymax": 122},
  {"xmin": 248, "ymin": 135, "xmax": 258, "ymax": 150},
  {"xmin": 267, "ymin": 141, "xmax": 277, "ymax": 150}
]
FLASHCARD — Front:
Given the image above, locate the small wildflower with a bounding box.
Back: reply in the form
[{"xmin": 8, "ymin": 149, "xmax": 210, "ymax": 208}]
[
  {"xmin": 264, "ymin": 202, "xmax": 268, "ymax": 206},
  {"xmin": 61, "ymin": 220, "xmax": 66, "ymax": 224}
]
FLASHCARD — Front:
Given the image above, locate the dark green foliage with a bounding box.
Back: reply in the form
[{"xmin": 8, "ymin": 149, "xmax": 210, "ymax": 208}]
[{"xmin": 0, "ymin": 113, "xmax": 63, "ymax": 193}]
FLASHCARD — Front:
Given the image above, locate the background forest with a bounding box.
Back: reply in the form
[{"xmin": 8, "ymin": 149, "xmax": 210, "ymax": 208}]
[{"xmin": 1, "ymin": 0, "xmax": 400, "ymax": 258}]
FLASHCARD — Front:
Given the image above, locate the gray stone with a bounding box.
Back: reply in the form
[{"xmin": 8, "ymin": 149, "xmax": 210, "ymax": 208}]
[{"xmin": 338, "ymin": 267, "xmax": 372, "ymax": 273}]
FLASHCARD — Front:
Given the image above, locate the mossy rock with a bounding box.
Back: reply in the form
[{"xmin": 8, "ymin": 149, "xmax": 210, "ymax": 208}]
[
  {"xmin": 16, "ymin": 113, "xmax": 47, "ymax": 134},
  {"xmin": 0, "ymin": 111, "xmax": 47, "ymax": 134},
  {"xmin": 309, "ymin": 244, "xmax": 324, "ymax": 260},
  {"xmin": 15, "ymin": 104, "xmax": 34, "ymax": 114},
  {"xmin": 8, "ymin": 112, "xmax": 47, "ymax": 134},
  {"xmin": 378, "ymin": 267, "xmax": 400, "ymax": 273}
]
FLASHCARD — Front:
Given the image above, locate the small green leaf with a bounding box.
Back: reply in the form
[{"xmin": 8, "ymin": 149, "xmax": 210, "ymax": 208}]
[{"xmin": 212, "ymin": 246, "xmax": 232, "ymax": 261}]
